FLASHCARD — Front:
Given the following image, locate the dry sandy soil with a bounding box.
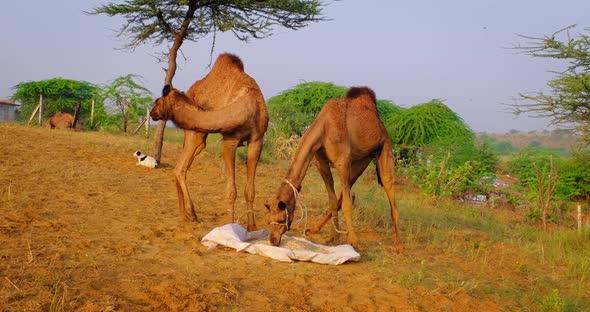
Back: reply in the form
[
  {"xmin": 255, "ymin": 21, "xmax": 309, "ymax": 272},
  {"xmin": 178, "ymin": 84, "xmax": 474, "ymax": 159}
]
[{"xmin": 1, "ymin": 124, "xmax": 516, "ymax": 311}]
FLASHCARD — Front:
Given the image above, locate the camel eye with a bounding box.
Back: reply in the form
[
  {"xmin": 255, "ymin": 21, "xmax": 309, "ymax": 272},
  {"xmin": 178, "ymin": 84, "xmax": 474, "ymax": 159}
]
[{"xmin": 278, "ymin": 201, "xmax": 287, "ymax": 211}]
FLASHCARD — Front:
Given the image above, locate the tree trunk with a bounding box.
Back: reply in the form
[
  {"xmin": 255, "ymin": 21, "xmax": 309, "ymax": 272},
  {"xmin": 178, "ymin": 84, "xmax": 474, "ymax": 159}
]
[
  {"xmin": 72, "ymin": 103, "xmax": 81, "ymax": 129},
  {"xmin": 152, "ymin": 0, "xmax": 198, "ymax": 163}
]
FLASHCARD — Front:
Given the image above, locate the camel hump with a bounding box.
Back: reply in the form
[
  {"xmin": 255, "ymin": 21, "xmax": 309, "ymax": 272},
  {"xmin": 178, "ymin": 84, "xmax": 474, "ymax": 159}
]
[
  {"xmin": 215, "ymin": 53, "xmax": 244, "ymax": 72},
  {"xmin": 346, "ymin": 87, "xmax": 376, "ymax": 104}
]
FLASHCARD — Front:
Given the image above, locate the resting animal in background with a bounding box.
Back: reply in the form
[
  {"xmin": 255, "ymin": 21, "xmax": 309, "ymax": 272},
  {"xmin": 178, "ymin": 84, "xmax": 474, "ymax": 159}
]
[{"xmin": 134, "ymin": 151, "xmax": 158, "ymax": 168}]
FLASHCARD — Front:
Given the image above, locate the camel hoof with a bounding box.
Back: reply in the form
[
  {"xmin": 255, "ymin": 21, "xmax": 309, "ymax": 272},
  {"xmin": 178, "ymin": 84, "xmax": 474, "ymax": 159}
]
[
  {"xmin": 394, "ymin": 243, "xmax": 404, "ymax": 254},
  {"xmin": 346, "ymin": 233, "xmax": 358, "ymax": 248},
  {"xmin": 184, "ymin": 215, "xmax": 198, "ymax": 222}
]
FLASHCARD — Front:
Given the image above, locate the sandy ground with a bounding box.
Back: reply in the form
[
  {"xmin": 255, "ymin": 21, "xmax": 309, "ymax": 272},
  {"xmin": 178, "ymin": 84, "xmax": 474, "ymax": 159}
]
[{"xmin": 0, "ymin": 124, "xmax": 508, "ymax": 311}]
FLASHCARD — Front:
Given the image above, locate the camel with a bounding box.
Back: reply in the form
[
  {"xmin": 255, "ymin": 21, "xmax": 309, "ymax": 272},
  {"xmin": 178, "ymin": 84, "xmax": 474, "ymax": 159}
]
[
  {"xmin": 44, "ymin": 103, "xmax": 81, "ymax": 129},
  {"xmin": 150, "ymin": 53, "xmax": 268, "ymax": 231},
  {"xmin": 265, "ymin": 86, "xmax": 402, "ymax": 251}
]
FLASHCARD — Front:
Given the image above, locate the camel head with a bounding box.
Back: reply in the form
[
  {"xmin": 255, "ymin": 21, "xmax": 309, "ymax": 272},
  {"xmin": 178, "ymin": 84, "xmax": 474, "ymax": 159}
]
[
  {"xmin": 265, "ymin": 182, "xmax": 300, "ymax": 246},
  {"xmin": 151, "ymin": 85, "xmax": 188, "ymax": 121}
]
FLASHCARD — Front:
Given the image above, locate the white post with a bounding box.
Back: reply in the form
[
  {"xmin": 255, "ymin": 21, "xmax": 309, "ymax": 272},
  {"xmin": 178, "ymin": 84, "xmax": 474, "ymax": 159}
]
[
  {"xmin": 145, "ymin": 108, "xmax": 150, "ymax": 138},
  {"xmin": 578, "ymin": 204, "xmax": 582, "ymax": 234},
  {"xmin": 37, "ymin": 94, "xmax": 43, "ymax": 125},
  {"xmin": 27, "ymin": 103, "xmax": 41, "ymax": 125},
  {"xmin": 90, "ymin": 98, "xmax": 95, "ymax": 126}
]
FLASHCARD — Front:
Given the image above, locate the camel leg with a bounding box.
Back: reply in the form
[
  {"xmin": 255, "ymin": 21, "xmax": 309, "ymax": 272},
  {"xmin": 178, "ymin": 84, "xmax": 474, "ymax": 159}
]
[
  {"xmin": 312, "ymin": 157, "xmax": 373, "ymax": 235},
  {"xmin": 377, "ymin": 145, "xmax": 403, "ymax": 252},
  {"xmin": 175, "ymin": 130, "xmax": 207, "ymax": 221},
  {"xmin": 221, "ymin": 139, "xmax": 239, "ymax": 225},
  {"xmin": 309, "ymin": 154, "xmax": 339, "ymax": 240},
  {"xmin": 244, "ymin": 138, "xmax": 263, "ymax": 231},
  {"xmin": 334, "ymin": 157, "xmax": 357, "ymax": 247}
]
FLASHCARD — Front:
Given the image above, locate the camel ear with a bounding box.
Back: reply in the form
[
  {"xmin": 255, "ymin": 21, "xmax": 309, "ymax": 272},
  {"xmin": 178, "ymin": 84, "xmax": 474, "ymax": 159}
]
[
  {"xmin": 264, "ymin": 203, "xmax": 270, "ymax": 210},
  {"xmin": 278, "ymin": 201, "xmax": 287, "ymax": 211},
  {"xmin": 162, "ymin": 85, "xmax": 171, "ymax": 97}
]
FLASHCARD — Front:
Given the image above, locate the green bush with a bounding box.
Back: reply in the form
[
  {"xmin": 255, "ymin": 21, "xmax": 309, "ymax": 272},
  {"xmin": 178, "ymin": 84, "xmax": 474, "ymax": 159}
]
[
  {"xmin": 385, "ymin": 99, "xmax": 474, "ymax": 148},
  {"xmin": 267, "ymin": 81, "xmax": 346, "ymax": 135},
  {"xmin": 12, "ymin": 77, "xmax": 102, "ymax": 125},
  {"xmin": 267, "ymin": 81, "xmax": 403, "ymax": 136}
]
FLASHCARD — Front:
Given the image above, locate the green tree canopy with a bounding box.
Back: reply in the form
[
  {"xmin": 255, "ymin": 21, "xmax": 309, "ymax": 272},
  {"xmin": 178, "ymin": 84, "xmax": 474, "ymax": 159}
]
[
  {"xmin": 267, "ymin": 81, "xmax": 402, "ymax": 135},
  {"xmin": 12, "ymin": 78, "xmax": 101, "ymax": 124},
  {"xmin": 512, "ymin": 25, "xmax": 590, "ymax": 145}
]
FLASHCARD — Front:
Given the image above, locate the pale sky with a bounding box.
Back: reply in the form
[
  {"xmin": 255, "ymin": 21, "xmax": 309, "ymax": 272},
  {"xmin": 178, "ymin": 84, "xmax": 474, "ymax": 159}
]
[{"xmin": 1, "ymin": 1, "xmax": 589, "ymax": 132}]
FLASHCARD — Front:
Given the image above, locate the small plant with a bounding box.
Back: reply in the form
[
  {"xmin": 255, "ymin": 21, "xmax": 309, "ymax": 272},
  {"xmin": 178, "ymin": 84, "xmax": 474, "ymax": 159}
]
[
  {"xmin": 270, "ymin": 134, "xmax": 301, "ymax": 160},
  {"xmin": 541, "ymin": 289, "xmax": 576, "ymax": 312}
]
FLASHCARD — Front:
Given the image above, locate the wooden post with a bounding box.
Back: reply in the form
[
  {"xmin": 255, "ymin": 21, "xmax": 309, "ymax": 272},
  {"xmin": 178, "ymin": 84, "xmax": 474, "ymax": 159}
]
[
  {"xmin": 37, "ymin": 94, "xmax": 43, "ymax": 125},
  {"xmin": 90, "ymin": 98, "xmax": 95, "ymax": 127},
  {"xmin": 145, "ymin": 108, "xmax": 150, "ymax": 138},
  {"xmin": 578, "ymin": 203, "xmax": 582, "ymax": 234},
  {"xmin": 131, "ymin": 118, "xmax": 146, "ymax": 135},
  {"xmin": 27, "ymin": 102, "xmax": 41, "ymax": 125}
]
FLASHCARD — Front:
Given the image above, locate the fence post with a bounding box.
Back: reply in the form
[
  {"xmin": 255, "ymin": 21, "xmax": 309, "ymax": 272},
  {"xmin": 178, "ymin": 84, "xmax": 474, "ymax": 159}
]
[
  {"xmin": 27, "ymin": 102, "xmax": 41, "ymax": 125},
  {"xmin": 90, "ymin": 98, "xmax": 95, "ymax": 127},
  {"xmin": 145, "ymin": 108, "xmax": 150, "ymax": 138},
  {"xmin": 578, "ymin": 203, "xmax": 582, "ymax": 234},
  {"xmin": 37, "ymin": 94, "xmax": 43, "ymax": 125}
]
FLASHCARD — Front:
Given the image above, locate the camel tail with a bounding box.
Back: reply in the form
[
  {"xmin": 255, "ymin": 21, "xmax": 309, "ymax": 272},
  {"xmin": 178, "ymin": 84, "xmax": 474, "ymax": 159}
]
[
  {"xmin": 375, "ymin": 160, "xmax": 383, "ymax": 186},
  {"xmin": 346, "ymin": 86, "xmax": 376, "ymax": 104}
]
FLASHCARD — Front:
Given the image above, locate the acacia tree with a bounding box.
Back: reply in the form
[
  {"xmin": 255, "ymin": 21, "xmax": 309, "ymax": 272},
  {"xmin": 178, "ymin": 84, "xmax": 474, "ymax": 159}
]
[
  {"xmin": 89, "ymin": 0, "xmax": 326, "ymax": 161},
  {"xmin": 512, "ymin": 25, "xmax": 590, "ymax": 145},
  {"xmin": 98, "ymin": 74, "xmax": 153, "ymax": 133}
]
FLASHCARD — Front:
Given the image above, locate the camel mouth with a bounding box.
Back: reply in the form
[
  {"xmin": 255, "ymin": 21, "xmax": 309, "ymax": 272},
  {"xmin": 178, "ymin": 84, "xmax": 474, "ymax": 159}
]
[
  {"xmin": 268, "ymin": 224, "xmax": 287, "ymax": 246},
  {"xmin": 150, "ymin": 110, "xmax": 162, "ymax": 121}
]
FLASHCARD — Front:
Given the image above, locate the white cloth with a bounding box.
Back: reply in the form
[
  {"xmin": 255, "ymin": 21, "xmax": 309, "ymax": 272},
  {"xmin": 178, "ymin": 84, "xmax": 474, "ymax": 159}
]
[{"xmin": 201, "ymin": 223, "xmax": 360, "ymax": 265}]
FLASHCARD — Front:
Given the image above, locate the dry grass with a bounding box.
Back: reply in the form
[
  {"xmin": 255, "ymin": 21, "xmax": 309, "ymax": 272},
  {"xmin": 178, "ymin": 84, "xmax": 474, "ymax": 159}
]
[{"xmin": 1, "ymin": 123, "xmax": 588, "ymax": 311}]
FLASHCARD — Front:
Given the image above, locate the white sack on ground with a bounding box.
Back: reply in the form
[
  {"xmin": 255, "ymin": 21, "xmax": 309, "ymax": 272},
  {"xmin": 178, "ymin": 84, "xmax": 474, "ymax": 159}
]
[{"xmin": 201, "ymin": 223, "xmax": 360, "ymax": 265}]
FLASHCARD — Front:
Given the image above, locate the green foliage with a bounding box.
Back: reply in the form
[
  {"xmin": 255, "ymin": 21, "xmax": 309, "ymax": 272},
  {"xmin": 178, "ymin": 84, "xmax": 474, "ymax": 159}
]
[
  {"xmin": 12, "ymin": 78, "xmax": 101, "ymax": 124},
  {"xmin": 541, "ymin": 289, "xmax": 576, "ymax": 312},
  {"xmin": 97, "ymin": 74, "xmax": 153, "ymax": 133},
  {"xmin": 558, "ymin": 150, "xmax": 590, "ymax": 200},
  {"xmin": 267, "ymin": 81, "xmax": 404, "ymax": 136},
  {"xmin": 408, "ymin": 155, "xmax": 481, "ymax": 197},
  {"xmin": 508, "ymin": 148, "xmax": 555, "ymax": 188},
  {"xmin": 529, "ymin": 140, "xmax": 542, "ymax": 148},
  {"xmin": 376, "ymin": 99, "xmax": 404, "ymax": 121},
  {"xmin": 494, "ymin": 141, "xmax": 517, "ymax": 154},
  {"xmin": 89, "ymin": 1, "xmax": 325, "ymax": 51},
  {"xmin": 513, "ymin": 25, "xmax": 590, "ymax": 144},
  {"xmin": 402, "ymin": 146, "xmax": 495, "ymax": 198},
  {"xmin": 385, "ymin": 99, "xmax": 474, "ymax": 148},
  {"xmin": 508, "ymin": 148, "xmax": 590, "ymax": 202},
  {"xmin": 267, "ymin": 81, "xmax": 346, "ymax": 135}
]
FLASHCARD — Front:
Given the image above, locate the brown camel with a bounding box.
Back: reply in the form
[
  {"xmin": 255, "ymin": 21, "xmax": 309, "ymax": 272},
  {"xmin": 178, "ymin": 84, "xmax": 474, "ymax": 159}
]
[
  {"xmin": 150, "ymin": 53, "xmax": 268, "ymax": 231},
  {"xmin": 44, "ymin": 103, "xmax": 81, "ymax": 129},
  {"xmin": 265, "ymin": 87, "xmax": 402, "ymax": 251}
]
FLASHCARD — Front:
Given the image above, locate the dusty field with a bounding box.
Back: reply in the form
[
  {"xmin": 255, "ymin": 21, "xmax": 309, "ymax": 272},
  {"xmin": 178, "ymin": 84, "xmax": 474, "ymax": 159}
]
[{"xmin": 0, "ymin": 124, "xmax": 569, "ymax": 311}]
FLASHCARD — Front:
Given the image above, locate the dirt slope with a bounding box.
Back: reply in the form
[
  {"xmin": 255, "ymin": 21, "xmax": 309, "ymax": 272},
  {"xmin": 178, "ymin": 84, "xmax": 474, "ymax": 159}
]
[{"xmin": 0, "ymin": 124, "xmax": 505, "ymax": 311}]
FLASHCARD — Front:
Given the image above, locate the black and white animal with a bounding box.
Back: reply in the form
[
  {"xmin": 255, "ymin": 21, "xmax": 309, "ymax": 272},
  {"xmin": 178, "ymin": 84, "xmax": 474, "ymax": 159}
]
[{"xmin": 134, "ymin": 151, "xmax": 158, "ymax": 168}]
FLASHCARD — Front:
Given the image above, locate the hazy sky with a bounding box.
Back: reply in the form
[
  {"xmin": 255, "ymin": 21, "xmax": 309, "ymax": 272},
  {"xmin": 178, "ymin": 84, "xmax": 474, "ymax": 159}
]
[{"xmin": 2, "ymin": 1, "xmax": 589, "ymax": 132}]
